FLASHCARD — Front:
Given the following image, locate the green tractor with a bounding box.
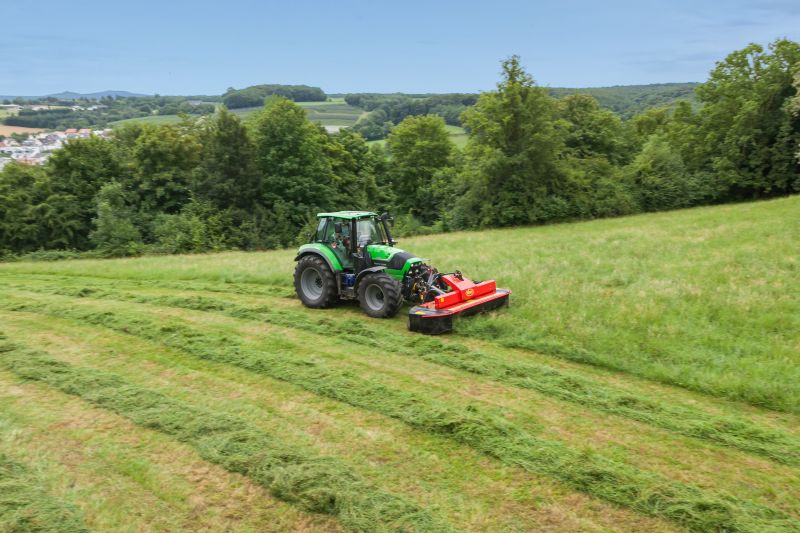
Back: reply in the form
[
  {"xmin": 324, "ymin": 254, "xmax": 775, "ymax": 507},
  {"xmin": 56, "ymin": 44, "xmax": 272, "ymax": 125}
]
[{"xmin": 294, "ymin": 211, "xmax": 510, "ymax": 334}]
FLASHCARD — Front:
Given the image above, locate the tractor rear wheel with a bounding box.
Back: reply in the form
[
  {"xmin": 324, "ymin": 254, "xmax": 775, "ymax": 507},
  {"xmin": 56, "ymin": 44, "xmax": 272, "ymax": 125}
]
[
  {"xmin": 294, "ymin": 255, "xmax": 338, "ymax": 308},
  {"xmin": 357, "ymin": 273, "xmax": 403, "ymax": 318}
]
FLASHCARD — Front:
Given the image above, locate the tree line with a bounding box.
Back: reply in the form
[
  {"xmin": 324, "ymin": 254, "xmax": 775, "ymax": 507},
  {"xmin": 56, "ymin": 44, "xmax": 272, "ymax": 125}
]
[
  {"xmin": 0, "ymin": 39, "xmax": 798, "ymax": 259},
  {"xmin": 3, "ymin": 95, "xmax": 219, "ymax": 130},
  {"xmin": 222, "ymin": 84, "xmax": 327, "ymax": 109},
  {"xmin": 348, "ymin": 93, "xmax": 478, "ymax": 140}
]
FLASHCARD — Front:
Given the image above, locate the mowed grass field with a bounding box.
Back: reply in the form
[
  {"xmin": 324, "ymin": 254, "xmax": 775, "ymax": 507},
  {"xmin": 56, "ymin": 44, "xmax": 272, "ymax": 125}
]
[{"xmin": 1, "ymin": 197, "xmax": 799, "ymax": 531}]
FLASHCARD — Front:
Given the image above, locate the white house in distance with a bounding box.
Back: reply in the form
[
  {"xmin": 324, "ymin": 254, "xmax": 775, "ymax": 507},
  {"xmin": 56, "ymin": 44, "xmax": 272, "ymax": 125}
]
[{"xmin": 0, "ymin": 128, "xmax": 112, "ymax": 167}]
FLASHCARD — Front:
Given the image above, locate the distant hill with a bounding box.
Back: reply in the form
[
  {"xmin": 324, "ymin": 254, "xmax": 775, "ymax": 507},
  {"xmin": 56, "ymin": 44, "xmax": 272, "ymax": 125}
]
[
  {"xmin": 222, "ymin": 84, "xmax": 327, "ymax": 108},
  {"xmin": 548, "ymin": 83, "xmax": 699, "ymax": 118},
  {"xmin": 47, "ymin": 90, "xmax": 149, "ymax": 99},
  {"xmin": 0, "ymin": 90, "xmax": 148, "ymax": 101}
]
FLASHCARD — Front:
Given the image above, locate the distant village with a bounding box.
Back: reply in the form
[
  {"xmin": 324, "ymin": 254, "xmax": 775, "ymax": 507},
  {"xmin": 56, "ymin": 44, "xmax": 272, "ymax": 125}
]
[{"xmin": 0, "ymin": 127, "xmax": 112, "ymax": 171}]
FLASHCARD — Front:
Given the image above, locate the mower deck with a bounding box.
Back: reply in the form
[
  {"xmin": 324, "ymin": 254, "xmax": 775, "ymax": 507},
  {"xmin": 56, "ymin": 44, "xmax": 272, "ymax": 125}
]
[{"xmin": 408, "ymin": 274, "xmax": 511, "ymax": 334}]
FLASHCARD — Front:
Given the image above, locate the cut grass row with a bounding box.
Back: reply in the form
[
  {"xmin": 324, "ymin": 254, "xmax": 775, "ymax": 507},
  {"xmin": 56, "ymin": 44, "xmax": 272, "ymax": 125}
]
[
  {"xmin": 12, "ymin": 279, "xmax": 800, "ymax": 467},
  {"xmin": 0, "ymin": 365, "xmax": 342, "ymax": 532},
  {"xmin": 0, "ymin": 452, "xmax": 88, "ymax": 533},
  {"xmin": 0, "ymin": 339, "xmax": 447, "ymax": 532},
  {"xmin": 2, "ymin": 309, "xmax": 689, "ymax": 532},
  {"xmin": 2, "ymin": 296, "xmax": 796, "ymax": 531}
]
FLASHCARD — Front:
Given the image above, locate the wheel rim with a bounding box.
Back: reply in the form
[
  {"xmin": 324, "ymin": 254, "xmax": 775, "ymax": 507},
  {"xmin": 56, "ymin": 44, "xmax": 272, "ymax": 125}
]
[
  {"xmin": 364, "ymin": 284, "xmax": 385, "ymax": 311},
  {"xmin": 300, "ymin": 267, "xmax": 324, "ymax": 300}
]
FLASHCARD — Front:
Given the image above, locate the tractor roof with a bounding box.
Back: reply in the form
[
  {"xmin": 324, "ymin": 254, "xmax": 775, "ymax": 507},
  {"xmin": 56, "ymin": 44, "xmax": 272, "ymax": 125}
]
[{"xmin": 316, "ymin": 211, "xmax": 377, "ymax": 220}]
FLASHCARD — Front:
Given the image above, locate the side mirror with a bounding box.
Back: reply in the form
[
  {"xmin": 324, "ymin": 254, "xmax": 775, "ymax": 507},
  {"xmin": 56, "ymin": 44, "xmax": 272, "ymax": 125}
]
[{"xmin": 334, "ymin": 221, "xmax": 343, "ymax": 234}]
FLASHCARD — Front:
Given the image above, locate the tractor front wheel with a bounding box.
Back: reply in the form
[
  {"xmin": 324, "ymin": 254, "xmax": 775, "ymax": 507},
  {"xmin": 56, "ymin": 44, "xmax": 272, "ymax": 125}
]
[
  {"xmin": 358, "ymin": 273, "xmax": 403, "ymax": 318},
  {"xmin": 294, "ymin": 255, "xmax": 338, "ymax": 308}
]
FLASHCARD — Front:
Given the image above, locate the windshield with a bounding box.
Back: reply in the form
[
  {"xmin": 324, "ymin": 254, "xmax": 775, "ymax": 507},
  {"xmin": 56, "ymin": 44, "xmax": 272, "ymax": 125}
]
[{"xmin": 356, "ymin": 217, "xmax": 387, "ymax": 246}]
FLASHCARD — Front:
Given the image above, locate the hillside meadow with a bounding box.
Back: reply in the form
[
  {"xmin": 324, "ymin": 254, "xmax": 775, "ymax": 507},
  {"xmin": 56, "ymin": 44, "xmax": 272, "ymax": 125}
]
[
  {"xmin": 110, "ymin": 99, "xmax": 365, "ymax": 129},
  {"xmin": 1, "ymin": 197, "xmax": 799, "ymax": 531}
]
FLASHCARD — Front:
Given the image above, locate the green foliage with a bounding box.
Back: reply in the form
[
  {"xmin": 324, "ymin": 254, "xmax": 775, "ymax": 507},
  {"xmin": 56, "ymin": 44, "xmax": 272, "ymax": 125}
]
[
  {"xmin": 455, "ymin": 56, "xmax": 570, "ymax": 227},
  {"xmin": 624, "ymin": 135, "xmax": 700, "ymax": 211},
  {"xmin": 2, "ymin": 95, "xmax": 220, "ymax": 130},
  {"xmin": 350, "ymin": 108, "xmax": 393, "ymax": 140},
  {"xmin": 345, "ymin": 93, "xmax": 477, "ymax": 128},
  {"xmin": 0, "ymin": 164, "xmax": 51, "ymax": 254},
  {"xmin": 386, "ymin": 115, "xmax": 453, "ymax": 224},
  {"xmin": 559, "ymin": 94, "xmax": 632, "ymax": 165},
  {"xmin": 690, "ymin": 39, "xmax": 800, "ymax": 198},
  {"xmin": 47, "ymin": 136, "xmax": 125, "ymax": 250},
  {"xmin": 131, "ymin": 123, "xmax": 200, "ymax": 215},
  {"xmin": 89, "ymin": 181, "xmax": 142, "ymax": 255},
  {"xmin": 152, "ymin": 200, "xmax": 226, "ymax": 254},
  {"xmin": 548, "ymin": 83, "xmax": 699, "ymax": 119},
  {"xmin": 325, "ymin": 128, "xmax": 381, "ymax": 209},
  {"xmin": 222, "ymin": 84, "xmax": 326, "ymax": 109},
  {"xmin": 251, "ymin": 97, "xmax": 334, "ymax": 246},
  {"xmin": 194, "ymin": 108, "xmax": 260, "ymax": 210},
  {"xmin": 1, "ymin": 40, "xmax": 798, "ymax": 258}
]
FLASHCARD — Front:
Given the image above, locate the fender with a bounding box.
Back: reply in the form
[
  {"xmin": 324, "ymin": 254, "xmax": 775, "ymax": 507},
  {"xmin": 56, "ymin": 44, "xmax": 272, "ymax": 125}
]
[
  {"xmin": 355, "ymin": 266, "xmax": 387, "ymax": 289},
  {"xmin": 295, "ymin": 244, "xmax": 343, "ymax": 273}
]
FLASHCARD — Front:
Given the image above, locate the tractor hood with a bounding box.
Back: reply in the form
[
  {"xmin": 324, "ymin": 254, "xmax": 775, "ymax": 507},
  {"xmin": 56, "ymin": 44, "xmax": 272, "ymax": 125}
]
[{"xmin": 367, "ymin": 244, "xmax": 424, "ymax": 278}]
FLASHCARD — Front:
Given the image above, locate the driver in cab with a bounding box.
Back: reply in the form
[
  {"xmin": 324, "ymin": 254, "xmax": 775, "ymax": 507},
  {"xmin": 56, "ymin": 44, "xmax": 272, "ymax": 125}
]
[{"xmin": 331, "ymin": 221, "xmax": 350, "ymax": 251}]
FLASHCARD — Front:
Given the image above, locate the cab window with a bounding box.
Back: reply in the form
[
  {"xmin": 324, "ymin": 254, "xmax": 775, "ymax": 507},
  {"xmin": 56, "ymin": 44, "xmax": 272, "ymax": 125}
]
[
  {"xmin": 314, "ymin": 218, "xmax": 328, "ymax": 242},
  {"xmin": 323, "ymin": 218, "xmax": 350, "ymax": 243},
  {"xmin": 356, "ymin": 218, "xmax": 387, "ymax": 246}
]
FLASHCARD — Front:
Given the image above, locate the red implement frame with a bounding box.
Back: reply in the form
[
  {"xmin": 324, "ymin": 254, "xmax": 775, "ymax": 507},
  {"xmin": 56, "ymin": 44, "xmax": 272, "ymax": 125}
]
[{"xmin": 408, "ymin": 274, "xmax": 510, "ymax": 334}]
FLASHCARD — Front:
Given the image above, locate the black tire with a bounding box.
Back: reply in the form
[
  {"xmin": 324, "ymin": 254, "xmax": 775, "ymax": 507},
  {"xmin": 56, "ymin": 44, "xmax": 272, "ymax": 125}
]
[
  {"xmin": 294, "ymin": 255, "xmax": 338, "ymax": 308},
  {"xmin": 357, "ymin": 273, "xmax": 403, "ymax": 318}
]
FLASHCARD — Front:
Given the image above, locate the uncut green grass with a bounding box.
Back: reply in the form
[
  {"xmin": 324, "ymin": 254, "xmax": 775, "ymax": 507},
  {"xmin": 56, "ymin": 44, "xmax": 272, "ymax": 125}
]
[
  {"xmin": 0, "ymin": 451, "xmax": 88, "ymax": 533},
  {"xmin": 5, "ymin": 197, "xmax": 796, "ymax": 412},
  {"xmin": 0, "ymin": 341, "xmax": 447, "ymax": 533},
  {"xmin": 2, "ymin": 297, "xmax": 796, "ymax": 532},
  {"xmin": 11, "ymin": 278, "xmax": 800, "ymax": 467}
]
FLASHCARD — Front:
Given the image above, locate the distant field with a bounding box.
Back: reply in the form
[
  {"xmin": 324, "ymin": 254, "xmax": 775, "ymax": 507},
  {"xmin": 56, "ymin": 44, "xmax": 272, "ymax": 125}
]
[
  {"xmin": 0, "ymin": 125, "xmax": 45, "ymax": 135},
  {"xmin": 110, "ymin": 114, "xmax": 186, "ymax": 127},
  {"xmin": 444, "ymin": 124, "xmax": 468, "ymax": 148},
  {"xmin": 112, "ymin": 99, "xmax": 365, "ymax": 129},
  {"xmin": 1, "ymin": 197, "xmax": 799, "ymax": 531},
  {"xmin": 368, "ymin": 124, "xmax": 469, "ymax": 149}
]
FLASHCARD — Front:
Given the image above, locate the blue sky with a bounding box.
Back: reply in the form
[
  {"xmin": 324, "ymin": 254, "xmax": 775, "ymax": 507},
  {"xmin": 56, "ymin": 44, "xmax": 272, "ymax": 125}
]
[{"xmin": 3, "ymin": 0, "xmax": 799, "ymax": 96}]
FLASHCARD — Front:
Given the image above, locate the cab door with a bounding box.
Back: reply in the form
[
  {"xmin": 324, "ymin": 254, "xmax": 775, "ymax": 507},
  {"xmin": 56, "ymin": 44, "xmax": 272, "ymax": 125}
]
[{"xmin": 323, "ymin": 217, "xmax": 353, "ymax": 269}]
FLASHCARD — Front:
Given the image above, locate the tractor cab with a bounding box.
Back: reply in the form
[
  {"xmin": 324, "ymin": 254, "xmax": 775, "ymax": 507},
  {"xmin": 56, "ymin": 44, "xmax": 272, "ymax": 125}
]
[{"xmin": 312, "ymin": 211, "xmax": 396, "ymax": 273}]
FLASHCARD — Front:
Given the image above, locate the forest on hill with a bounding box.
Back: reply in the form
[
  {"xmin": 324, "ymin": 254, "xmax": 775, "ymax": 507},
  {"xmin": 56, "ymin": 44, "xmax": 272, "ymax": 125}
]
[{"xmin": 0, "ymin": 39, "xmax": 798, "ymax": 258}]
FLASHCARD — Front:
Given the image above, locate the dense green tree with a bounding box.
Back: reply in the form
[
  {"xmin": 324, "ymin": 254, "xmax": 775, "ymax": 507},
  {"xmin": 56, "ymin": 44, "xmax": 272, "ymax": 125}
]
[
  {"xmin": 690, "ymin": 39, "xmax": 800, "ymax": 198},
  {"xmin": 559, "ymin": 94, "xmax": 631, "ymax": 164},
  {"xmin": 251, "ymin": 97, "xmax": 333, "ymax": 245},
  {"xmin": 131, "ymin": 124, "xmax": 200, "ymax": 215},
  {"xmin": 351, "ymin": 109, "xmax": 393, "ymax": 140},
  {"xmin": 90, "ymin": 181, "xmax": 142, "ymax": 254},
  {"xmin": 455, "ymin": 56, "xmax": 569, "ymax": 227},
  {"xmin": 623, "ymin": 135, "xmax": 702, "ymax": 211},
  {"xmin": 46, "ymin": 136, "xmax": 124, "ymax": 249},
  {"xmin": 325, "ymin": 128, "xmax": 380, "ymax": 210},
  {"xmin": 386, "ymin": 115, "xmax": 453, "ymax": 224},
  {"xmin": 195, "ymin": 108, "xmax": 260, "ymax": 210},
  {"xmin": 0, "ymin": 163, "xmax": 49, "ymax": 253}
]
